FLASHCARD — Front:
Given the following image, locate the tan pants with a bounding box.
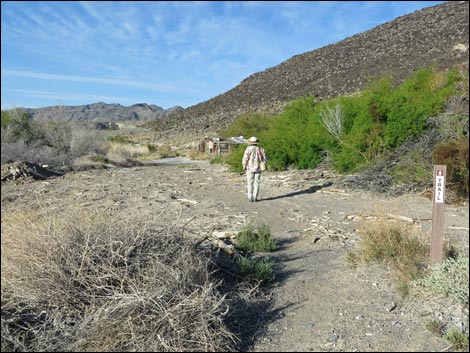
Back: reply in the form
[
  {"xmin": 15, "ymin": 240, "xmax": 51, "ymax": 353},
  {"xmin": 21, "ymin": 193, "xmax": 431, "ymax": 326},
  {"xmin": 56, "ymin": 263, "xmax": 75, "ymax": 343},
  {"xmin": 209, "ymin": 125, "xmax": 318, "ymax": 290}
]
[{"xmin": 246, "ymin": 171, "xmax": 261, "ymax": 201}]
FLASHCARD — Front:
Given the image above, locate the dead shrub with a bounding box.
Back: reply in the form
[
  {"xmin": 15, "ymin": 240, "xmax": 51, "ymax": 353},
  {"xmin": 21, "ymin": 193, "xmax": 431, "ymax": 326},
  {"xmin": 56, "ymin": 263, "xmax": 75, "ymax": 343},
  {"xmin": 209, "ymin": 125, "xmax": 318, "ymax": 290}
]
[
  {"xmin": 1, "ymin": 209, "xmax": 238, "ymax": 352},
  {"xmin": 1, "ymin": 120, "xmax": 106, "ymax": 166}
]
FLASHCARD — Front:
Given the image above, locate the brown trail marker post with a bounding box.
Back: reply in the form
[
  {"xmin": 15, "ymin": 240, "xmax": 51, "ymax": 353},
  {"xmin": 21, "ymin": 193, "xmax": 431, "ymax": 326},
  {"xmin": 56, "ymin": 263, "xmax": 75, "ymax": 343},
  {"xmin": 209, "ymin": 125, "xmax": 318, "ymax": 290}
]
[{"xmin": 431, "ymin": 165, "xmax": 446, "ymax": 264}]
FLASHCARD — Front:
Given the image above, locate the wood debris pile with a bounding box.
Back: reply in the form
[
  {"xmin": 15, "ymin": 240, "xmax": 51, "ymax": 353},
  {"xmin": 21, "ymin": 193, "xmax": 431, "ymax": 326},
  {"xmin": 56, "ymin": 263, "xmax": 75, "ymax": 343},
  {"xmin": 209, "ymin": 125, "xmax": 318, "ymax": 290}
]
[{"xmin": 1, "ymin": 162, "xmax": 62, "ymax": 183}]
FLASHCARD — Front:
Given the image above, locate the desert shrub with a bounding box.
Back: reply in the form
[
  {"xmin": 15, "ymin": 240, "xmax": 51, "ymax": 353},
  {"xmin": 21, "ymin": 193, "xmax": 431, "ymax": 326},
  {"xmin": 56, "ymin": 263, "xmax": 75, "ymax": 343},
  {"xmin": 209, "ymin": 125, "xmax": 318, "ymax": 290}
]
[
  {"xmin": 221, "ymin": 66, "xmax": 464, "ymax": 174},
  {"xmin": 1, "ymin": 140, "xmax": 33, "ymax": 164},
  {"xmin": 219, "ymin": 112, "xmax": 273, "ymax": 139},
  {"xmin": 425, "ymin": 319, "xmax": 447, "ymax": 337},
  {"xmin": 444, "ymin": 328, "xmax": 469, "ymax": 351},
  {"xmin": 223, "ymin": 145, "xmax": 246, "ymax": 172},
  {"xmin": 147, "ymin": 143, "xmax": 158, "ymax": 152},
  {"xmin": 432, "ymin": 138, "xmax": 469, "ymax": 198},
  {"xmin": 390, "ymin": 148, "xmax": 433, "ymax": 185},
  {"xmin": 1, "ymin": 128, "xmax": 104, "ymax": 166},
  {"xmin": 412, "ymin": 257, "xmax": 469, "ymax": 306},
  {"xmin": 261, "ymin": 97, "xmax": 331, "ymax": 170},
  {"xmin": 1, "ymin": 109, "xmax": 40, "ymax": 144},
  {"xmin": 1, "ymin": 110, "xmax": 14, "ymax": 129},
  {"xmin": 235, "ymin": 224, "xmax": 276, "ymax": 253},
  {"xmin": 1, "ymin": 141, "xmax": 70, "ymax": 166},
  {"xmin": 1, "ymin": 110, "xmax": 105, "ymax": 166},
  {"xmin": 379, "ymin": 67, "xmax": 460, "ymax": 148},
  {"xmin": 428, "ymin": 109, "xmax": 469, "ymax": 141},
  {"xmin": 425, "ymin": 319, "xmax": 469, "ymax": 351},
  {"xmin": 329, "ymin": 93, "xmax": 378, "ymax": 171},
  {"xmin": 347, "ymin": 218, "xmax": 428, "ymax": 297},
  {"xmin": 107, "ymin": 135, "xmax": 137, "ymax": 145},
  {"xmin": 1, "ymin": 209, "xmax": 238, "ymax": 352},
  {"xmin": 236, "ymin": 256, "xmax": 275, "ymax": 286},
  {"xmin": 210, "ymin": 155, "xmax": 224, "ymax": 165},
  {"xmin": 220, "ymin": 97, "xmax": 330, "ymax": 171},
  {"xmin": 331, "ymin": 68, "xmax": 460, "ymax": 172},
  {"xmin": 152, "ymin": 144, "xmax": 175, "ymax": 159}
]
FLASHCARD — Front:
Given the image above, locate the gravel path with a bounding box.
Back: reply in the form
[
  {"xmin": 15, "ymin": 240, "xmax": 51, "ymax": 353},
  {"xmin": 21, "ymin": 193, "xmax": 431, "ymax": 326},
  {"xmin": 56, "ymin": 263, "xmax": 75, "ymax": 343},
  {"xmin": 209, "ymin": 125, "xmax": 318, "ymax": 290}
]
[{"xmin": 1, "ymin": 159, "xmax": 468, "ymax": 352}]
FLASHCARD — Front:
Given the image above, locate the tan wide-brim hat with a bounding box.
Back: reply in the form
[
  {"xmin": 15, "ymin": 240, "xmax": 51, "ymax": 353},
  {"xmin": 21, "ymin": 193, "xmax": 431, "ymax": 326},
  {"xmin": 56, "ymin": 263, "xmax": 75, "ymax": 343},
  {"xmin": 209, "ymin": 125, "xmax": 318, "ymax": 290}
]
[{"xmin": 247, "ymin": 136, "xmax": 259, "ymax": 145}]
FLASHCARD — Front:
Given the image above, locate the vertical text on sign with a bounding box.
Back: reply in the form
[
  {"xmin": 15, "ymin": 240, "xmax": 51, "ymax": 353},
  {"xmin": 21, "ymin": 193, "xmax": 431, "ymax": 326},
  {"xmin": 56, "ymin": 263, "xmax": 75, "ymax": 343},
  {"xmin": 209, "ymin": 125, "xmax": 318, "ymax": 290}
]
[
  {"xmin": 435, "ymin": 168, "xmax": 445, "ymax": 203},
  {"xmin": 431, "ymin": 165, "xmax": 446, "ymax": 264}
]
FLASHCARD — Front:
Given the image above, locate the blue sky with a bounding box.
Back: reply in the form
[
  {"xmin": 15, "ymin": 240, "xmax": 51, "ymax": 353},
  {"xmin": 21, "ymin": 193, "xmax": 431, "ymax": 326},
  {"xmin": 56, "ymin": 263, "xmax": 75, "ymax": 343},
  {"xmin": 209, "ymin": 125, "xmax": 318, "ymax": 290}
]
[{"xmin": 1, "ymin": 1, "xmax": 444, "ymax": 110}]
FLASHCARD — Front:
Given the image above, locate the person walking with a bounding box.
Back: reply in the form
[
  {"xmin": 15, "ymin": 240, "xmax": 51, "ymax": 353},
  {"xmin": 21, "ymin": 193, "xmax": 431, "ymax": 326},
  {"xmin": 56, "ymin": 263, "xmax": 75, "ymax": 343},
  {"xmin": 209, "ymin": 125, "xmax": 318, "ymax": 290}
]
[{"xmin": 242, "ymin": 136, "xmax": 267, "ymax": 202}]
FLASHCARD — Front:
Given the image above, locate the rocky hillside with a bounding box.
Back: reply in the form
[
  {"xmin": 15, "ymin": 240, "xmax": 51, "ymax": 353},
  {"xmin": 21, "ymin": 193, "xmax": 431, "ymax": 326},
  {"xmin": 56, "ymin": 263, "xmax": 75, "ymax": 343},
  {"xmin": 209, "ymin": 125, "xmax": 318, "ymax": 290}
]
[
  {"xmin": 19, "ymin": 102, "xmax": 183, "ymax": 122},
  {"xmin": 151, "ymin": 1, "xmax": 469, "ymax": 136}
]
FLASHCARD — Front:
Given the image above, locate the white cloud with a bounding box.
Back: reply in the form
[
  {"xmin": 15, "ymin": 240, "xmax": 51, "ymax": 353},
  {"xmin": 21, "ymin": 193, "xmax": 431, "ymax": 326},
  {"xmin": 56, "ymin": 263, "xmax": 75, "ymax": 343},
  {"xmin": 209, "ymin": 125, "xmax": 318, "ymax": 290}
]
[
  {"xmin": 5, "ymin": 88, "xmax": 142, "ymax": 105},
  {"xmin": 1, "ymin": 70, "xmax": 176, "ymax": 92}
]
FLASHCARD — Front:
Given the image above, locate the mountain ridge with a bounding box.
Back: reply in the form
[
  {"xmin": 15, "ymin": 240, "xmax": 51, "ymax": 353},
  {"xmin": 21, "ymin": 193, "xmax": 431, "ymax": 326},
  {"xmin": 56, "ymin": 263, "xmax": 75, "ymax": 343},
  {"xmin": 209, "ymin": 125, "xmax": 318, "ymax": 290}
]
[
  {"xmin": 150, "ymin": 1, "xmax": 469, "ymax": 136},
  {"xmin": 12, "ymin": 102, "xmax": 183, "ymax": 123}
]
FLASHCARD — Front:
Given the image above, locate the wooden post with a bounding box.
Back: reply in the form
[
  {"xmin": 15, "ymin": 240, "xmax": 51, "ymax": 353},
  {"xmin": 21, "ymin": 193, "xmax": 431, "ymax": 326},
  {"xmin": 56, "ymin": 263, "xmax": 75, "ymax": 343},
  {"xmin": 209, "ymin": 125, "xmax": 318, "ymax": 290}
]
[{"xmin": 430, "ymin": 165, "xmax": 446, "ymax": 264}]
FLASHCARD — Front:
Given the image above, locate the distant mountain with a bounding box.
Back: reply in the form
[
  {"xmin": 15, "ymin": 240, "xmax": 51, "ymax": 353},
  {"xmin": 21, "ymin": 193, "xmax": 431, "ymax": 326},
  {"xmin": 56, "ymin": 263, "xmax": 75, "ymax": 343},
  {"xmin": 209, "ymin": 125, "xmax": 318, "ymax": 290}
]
[
  {"xmin": 151, "ymin": 1, "xmax": 469, "ymax": 136},
  {"xmin": 17, "ymin": 102, "xmax": 183, "ymax": 122}
]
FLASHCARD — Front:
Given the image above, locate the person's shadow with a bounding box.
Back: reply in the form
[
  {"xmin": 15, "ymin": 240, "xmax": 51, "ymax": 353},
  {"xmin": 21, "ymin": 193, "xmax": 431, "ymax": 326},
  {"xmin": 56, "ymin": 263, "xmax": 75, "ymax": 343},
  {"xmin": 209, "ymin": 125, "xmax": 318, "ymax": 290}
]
[{"xmin": 259, "ymin": 181, "xmax": 333, "ymax": 201}]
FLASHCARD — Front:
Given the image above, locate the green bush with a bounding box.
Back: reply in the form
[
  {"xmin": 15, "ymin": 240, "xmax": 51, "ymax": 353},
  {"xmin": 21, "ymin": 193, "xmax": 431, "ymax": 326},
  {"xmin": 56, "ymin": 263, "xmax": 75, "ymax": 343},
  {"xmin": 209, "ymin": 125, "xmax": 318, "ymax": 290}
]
[
  {"xmin": 331, "ymin": 68, "xmax": 460, "ymax": 171},
  {"xmin": 235, "ymin": 224, "xmax": 276, "ymax": 253},
  {"xmin": 380, "ymin": 68, "xmax": 459, "ymax": 148},
  {"xmin": 89, "ymin": 155, "xmax": 109, "ymax": 163},
  {"xmin": 147, "ymin": 143, "xmax": 157, "ymax": 152},
  {"xmin": 223, "ymin": 146, "xmax": 245, "ymax": 172},
  {"xmin": 220, "ymin": 66, "xmax": 466, "ymax": 179},
  {"xmin": 219, "ymin": 112, "xmax": 273, "ymax": 139},
  {"xmin": 262, "ymin": 98, "xmax": 331, "ymax": 170},
  {"xmin": 444, "ymin": 328, "xmax": 469, "ymax": 351},
  {"xmin": 1, "ymin": 109, "xmax": 37, "ymax": 143},
  {"xmin": 1, "ymin": 110, "xmax": 14, "ymax": 129},
  {"xmin": 107, "ymin": 135, "xmax": 137, "ymax": 145},
  {"xmin": 236, "ymin": 256, "xmax": 275, "ymax": 285}
]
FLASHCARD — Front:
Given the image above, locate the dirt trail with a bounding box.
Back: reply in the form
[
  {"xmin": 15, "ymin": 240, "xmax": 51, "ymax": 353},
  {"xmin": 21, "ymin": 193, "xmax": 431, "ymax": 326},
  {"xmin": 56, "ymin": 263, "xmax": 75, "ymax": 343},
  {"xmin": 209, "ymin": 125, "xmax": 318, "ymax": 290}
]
[{"xmin": 1, "ymin": 159, "xmax": 468, "ymax": 352}]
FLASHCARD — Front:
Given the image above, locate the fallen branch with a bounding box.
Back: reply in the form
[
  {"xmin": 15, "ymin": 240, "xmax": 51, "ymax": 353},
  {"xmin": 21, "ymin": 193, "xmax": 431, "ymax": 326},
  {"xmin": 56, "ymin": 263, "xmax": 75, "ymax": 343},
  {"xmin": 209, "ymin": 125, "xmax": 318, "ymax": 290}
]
[
  {"xmin": 212, "ymin": 231, "xmax": 239, "ymax": 239},
  {"xmin": 213, "ymin": 239, "xmax": 236, "ymax": 256},
  {"xmin": 448, "ymin": 226, "xmax": 469, "ymax": 230},
  {"xmin": 386, "ymin": 213, "xmax": 414, "ymax": 223},
  {"xmin": 345, "ymin": 212, "xmax": 420, "ymax": 223}
]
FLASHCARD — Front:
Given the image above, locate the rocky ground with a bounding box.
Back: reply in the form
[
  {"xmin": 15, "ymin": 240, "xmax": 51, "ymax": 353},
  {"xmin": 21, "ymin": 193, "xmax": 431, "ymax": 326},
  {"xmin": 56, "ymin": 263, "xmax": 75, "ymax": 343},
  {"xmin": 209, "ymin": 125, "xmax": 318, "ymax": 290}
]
[{"xmin": 1, "ymin": 159, "xmax": 468, "ymax": 352}]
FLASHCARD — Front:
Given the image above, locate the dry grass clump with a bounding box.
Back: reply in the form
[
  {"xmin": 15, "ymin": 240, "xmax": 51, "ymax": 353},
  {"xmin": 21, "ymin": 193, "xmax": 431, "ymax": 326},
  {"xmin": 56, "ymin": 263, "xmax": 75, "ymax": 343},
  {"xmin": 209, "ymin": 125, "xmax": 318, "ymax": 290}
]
[
  {"xmin": 187, "ymin": 150, "xmax": 212, "ymax": 161},
  {"xmin": 347, "ymin": 217, "xmax": 429, "ymax": 297},
  {"xmin": 108, "ymin": 141, "xmax": 150, "ymax": 159},
  {"xmin": 1, "ymin": 209, "xmax": 238, "ymax": 352}
]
